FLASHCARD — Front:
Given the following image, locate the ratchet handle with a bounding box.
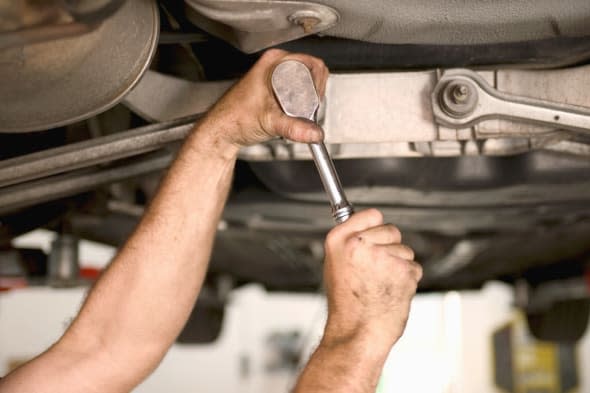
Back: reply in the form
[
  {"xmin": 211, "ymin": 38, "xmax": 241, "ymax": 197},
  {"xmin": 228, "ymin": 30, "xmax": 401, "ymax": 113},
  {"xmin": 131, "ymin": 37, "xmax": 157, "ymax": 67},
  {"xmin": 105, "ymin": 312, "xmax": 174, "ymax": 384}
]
[{"xmin": 271, "ymin": 60, "xmax": 354, "ymax": 224}]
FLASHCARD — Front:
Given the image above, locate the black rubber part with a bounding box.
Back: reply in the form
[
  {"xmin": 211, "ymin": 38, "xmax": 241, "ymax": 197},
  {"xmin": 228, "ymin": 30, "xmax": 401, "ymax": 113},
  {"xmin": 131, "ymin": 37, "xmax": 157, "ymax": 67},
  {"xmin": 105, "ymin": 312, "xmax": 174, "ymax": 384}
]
[
  {"xmin": 190, "ymin": 34, "xmax": 590, "ymax": 81},
  {"xmin": 526, "ymin": 298, "xmax": 590, "ymax": 342},
  {"xmin": 277, "ymin": 35, "xmax": 590, "ymax": 70},
  {"xmin": 177, "ymin": 298, "xmax": 225, "ymax": 344}
]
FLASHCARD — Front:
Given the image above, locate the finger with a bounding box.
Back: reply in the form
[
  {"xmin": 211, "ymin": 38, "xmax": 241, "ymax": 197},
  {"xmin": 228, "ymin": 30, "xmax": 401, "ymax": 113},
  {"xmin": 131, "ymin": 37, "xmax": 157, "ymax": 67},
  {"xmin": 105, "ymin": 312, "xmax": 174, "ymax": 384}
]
[
  {"xmin": 396, "ymin": 258, "xmax": 423, "ymax": 283},
  {"xmin": 259, "ymin": 48, "xmax": 289, "ymax": 64},
  {"xmin": 411, "ymin": 260, "xmax": 423, "ymax": 282},
  {"xmin": 281, "ymin": 53, "xmax": 329, "ymax": 98},
  {"xmin": 310, "ymin": 59, "xmax": 329, "ymax": 98},
  {"xmin": 319, "ymin": 61, "xmax": 330, "ymax": 99},
  {"xmin": 308, "ymin": 58, "xmax": 328, "ymax": 98},
  {"xmin": 271, "ymin": 113, "xmax": 324, "ymax": 143},
  {"xmin": 358, "ymin": 224, "xmax": 402, "ymax": 245},
  {"xmin": 381, "ymin": 243, "xmax": 415, "ymax": 261},
  {"xmin": 337, "ymin": 208, "xmax": 384, "ymax": 236}
]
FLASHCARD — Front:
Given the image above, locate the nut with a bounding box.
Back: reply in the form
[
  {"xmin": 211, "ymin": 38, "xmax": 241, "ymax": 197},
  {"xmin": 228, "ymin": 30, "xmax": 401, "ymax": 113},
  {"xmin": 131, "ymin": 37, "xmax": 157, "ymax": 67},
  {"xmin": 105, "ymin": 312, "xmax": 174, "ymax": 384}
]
[{"xmin": 439, "ymin": 80, "xmax": 478, "ymax": 118}]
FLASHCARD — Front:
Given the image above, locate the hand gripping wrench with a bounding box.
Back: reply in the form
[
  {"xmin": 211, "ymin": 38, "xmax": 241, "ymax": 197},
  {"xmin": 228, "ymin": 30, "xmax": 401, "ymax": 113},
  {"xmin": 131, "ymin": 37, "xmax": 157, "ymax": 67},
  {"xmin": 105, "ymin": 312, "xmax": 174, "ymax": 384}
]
[{"xmin": 271, "ymin": 60, "xmax": 354, "ymax": 224}]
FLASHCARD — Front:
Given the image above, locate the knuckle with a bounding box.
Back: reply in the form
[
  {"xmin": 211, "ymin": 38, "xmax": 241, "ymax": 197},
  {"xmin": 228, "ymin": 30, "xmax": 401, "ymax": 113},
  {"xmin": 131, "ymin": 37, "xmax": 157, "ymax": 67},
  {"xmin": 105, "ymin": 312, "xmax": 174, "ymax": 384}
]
[
  {"xmin": 407, "ymin": 262, "xmax": 418, "ymax": 278},
  {"xmin": 400, "ymin": 256, "xmax": 412, "ymax": 269},
  {"xmin": 345, "ymin": 233, "xmax": 364, "ymax": 251},
  {"xmin": 402, "ymin": 244, "xmax": 415, "ymax": 260},
  {"xmin": 292, "ymin": 121, "xmax": 312, "ymax": 141},
  {"xmin": 315, "ymin": 58, "xmax": 327, "ymax": 70},
  {"xmin": 383, "ymin": 244, "xmax": 414, "ymax": 261},
  {"xmin": 394, "ymin": 257, "xmax": 414, "ymax": 275},
  {"xmin": 279, "ymin": 119, "xmax": 304, "ymax": 141},
  {"xmin": 415, "ymin": 264, "xmax": 424, "ymax": 281},
  {"xmin": 264, "ymin": 112, "xmax": 279, "ymax": 132},
  {"xmin": 387, "ymin": 224, "xmax": 402, "ymax": 242},
  {"xmin": 285, "ymin": 123, "xmax": 298, "ymax": 139}
]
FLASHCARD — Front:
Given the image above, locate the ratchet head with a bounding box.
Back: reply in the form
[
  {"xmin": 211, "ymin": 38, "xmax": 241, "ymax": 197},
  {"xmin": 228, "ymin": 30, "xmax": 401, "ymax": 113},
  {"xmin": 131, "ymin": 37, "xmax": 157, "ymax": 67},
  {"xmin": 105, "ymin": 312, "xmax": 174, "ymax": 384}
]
[{"xmin": 271, "ymin": 60, "xmax": 320, "ymax": 121}]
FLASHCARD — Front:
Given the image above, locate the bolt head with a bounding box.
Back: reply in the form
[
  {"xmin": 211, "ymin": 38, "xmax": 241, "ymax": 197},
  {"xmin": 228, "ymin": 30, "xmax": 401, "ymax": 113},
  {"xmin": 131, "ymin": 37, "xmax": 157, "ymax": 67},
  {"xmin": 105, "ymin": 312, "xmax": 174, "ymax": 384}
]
[
  {"xmin": 451, "ymin": 84, "xmax": 470, "ymax": 103},
  {"xmin": 439, "ymin": 80, "xmax": 478, "ymax": 118},
  {"xmin": 289, "ymin": 11, "xmax": 322, "ymax": 34}
]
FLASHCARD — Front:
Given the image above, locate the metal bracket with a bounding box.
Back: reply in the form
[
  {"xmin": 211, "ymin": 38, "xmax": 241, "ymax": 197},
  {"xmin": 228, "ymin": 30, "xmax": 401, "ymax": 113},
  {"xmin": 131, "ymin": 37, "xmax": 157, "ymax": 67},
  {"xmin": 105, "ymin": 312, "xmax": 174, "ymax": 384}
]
[
  {"xmin": 184, "ymin": 0, "xmax": 339, "ymax": 53},
  {"xmin": 123, "ymin": 67, "xmax": 590, "ymax": 160},
  {"xmin": 432, "ymin": 69, "xmax": 590, "ymax": 133}
]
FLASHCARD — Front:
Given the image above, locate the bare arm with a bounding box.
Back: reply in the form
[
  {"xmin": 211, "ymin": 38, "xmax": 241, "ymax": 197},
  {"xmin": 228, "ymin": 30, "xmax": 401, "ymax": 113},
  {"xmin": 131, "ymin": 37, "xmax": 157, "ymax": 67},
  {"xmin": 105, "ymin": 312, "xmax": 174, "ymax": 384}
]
[
  {"xmin": 0, "ymin": 49, "xmax": 326, "ymax": 393},
  {"xmin": 294, "ymin": 333, "xmax": 390, "ymax": 392},
  {"xmin": 294, "ymin": 210, "xmax": 423, "ymax": 393},
  {"xmin": 0, "ymin": 115, "xmax": 239, "ymax": 393}
]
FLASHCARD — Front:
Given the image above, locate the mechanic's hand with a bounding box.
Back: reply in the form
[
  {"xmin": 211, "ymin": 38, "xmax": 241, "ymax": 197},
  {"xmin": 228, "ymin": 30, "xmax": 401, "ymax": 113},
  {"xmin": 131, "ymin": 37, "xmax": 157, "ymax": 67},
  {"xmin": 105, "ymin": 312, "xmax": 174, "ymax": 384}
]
[
  {"xmin": 322, "ymin": 209, "xmax": 423, "ymax": 349},
  {"xmin": 202, "ymin": 49, "xmax": 327, "ymax": 148}
]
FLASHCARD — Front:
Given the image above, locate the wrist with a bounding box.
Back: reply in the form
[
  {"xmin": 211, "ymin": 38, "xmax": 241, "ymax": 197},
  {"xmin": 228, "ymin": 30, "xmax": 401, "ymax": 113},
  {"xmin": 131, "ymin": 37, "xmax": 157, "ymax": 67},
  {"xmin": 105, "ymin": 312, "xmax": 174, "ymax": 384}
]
[
  {"xmin": 187, "ymin": 117, "xmax": 241, "ymax": 161},
  {"xmin": 321, "ymin": 323, "xmax": 395, "ymax": 364}
]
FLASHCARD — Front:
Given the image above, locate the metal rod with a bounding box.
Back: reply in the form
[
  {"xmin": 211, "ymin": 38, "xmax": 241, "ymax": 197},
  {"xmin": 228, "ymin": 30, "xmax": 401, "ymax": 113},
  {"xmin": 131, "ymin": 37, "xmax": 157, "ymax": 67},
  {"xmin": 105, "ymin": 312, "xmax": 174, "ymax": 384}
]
[
  {"xmin": 308, "ymin": 143, "xmax": 354, "ymax": 223},
  {"xmin": 0, "ymin": 153, "xmax": 173, "ymax": 215},
  {"xmin": 0, "ymin": 115, "xmax": 199, "ymax": 188}
]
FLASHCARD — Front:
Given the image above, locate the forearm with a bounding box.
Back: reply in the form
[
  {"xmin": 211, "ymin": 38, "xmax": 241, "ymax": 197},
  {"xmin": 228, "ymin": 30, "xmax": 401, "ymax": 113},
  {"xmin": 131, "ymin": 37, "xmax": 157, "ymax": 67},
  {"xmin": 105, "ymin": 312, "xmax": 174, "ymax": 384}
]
[
  {"xmin": 294, "ymin": 330, "xmax": 391, "ymax": 393},
  {"xmin": 60, "ymin": 121, "xmax": 238, "ymax": 387}
]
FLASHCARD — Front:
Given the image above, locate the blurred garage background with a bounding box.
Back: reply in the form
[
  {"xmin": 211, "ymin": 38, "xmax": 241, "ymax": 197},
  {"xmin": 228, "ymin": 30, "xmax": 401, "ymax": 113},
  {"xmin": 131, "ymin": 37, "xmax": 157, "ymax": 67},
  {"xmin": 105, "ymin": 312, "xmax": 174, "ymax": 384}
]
[{"xmin": 1, "ymin": 230, "xmax": 588, "ymax": 393}]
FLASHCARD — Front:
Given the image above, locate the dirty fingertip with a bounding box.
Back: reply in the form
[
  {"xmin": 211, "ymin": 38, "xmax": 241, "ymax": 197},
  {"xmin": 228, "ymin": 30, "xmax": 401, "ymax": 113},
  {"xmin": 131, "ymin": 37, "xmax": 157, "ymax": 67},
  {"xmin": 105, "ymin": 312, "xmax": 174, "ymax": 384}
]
[{"xmin": 308, "ymin": 126, "xmax": 324, "ymax": 143}]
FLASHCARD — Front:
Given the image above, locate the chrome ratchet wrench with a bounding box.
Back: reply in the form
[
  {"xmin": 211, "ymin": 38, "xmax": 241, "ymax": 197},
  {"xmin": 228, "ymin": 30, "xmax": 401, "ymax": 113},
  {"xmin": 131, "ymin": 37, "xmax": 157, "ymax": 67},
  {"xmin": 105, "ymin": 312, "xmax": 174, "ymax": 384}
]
[{"xmin": 271, "ymin": 60, "xmax": 354, "ymax": 224}]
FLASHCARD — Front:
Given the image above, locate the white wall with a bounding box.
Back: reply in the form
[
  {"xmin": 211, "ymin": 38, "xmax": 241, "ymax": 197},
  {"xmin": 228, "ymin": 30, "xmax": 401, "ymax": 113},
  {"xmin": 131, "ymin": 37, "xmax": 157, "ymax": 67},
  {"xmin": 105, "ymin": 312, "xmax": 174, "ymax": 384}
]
[{"xmin": 0, "ymin": 283, "xmax": 324, "ymax": 392}]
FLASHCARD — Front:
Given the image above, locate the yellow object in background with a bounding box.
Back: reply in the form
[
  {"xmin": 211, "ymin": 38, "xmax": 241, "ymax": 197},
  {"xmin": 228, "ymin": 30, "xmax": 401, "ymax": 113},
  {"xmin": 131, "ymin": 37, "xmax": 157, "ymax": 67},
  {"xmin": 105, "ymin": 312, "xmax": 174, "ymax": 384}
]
[{"xmin": 493, "ymin": 312, "xmax": 579, "ymax": 393}]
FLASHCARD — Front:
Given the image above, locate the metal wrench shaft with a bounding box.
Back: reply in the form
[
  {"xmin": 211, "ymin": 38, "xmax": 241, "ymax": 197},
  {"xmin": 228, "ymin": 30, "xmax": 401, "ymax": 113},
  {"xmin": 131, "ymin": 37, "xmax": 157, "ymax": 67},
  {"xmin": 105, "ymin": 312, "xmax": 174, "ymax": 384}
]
[
  {"xmin": 271, "ymin": 60, "xmax": 353, "ymax": 224},
  {"xmin": 308, "ymin": 142, "xmax": 354, "ymax": 223}
]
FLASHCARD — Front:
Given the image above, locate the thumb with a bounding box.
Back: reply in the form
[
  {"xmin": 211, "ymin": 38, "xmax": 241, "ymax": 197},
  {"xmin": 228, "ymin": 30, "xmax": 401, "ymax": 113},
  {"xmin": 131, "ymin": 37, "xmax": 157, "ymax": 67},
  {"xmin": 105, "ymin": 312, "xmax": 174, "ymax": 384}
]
[
  {"xmin": 272, "ymin": 113, "xmax": 325, "ymax": 143},
  {"xmin": 339, "ymin": 208, "xmax": 384, "ymax": 235}
]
